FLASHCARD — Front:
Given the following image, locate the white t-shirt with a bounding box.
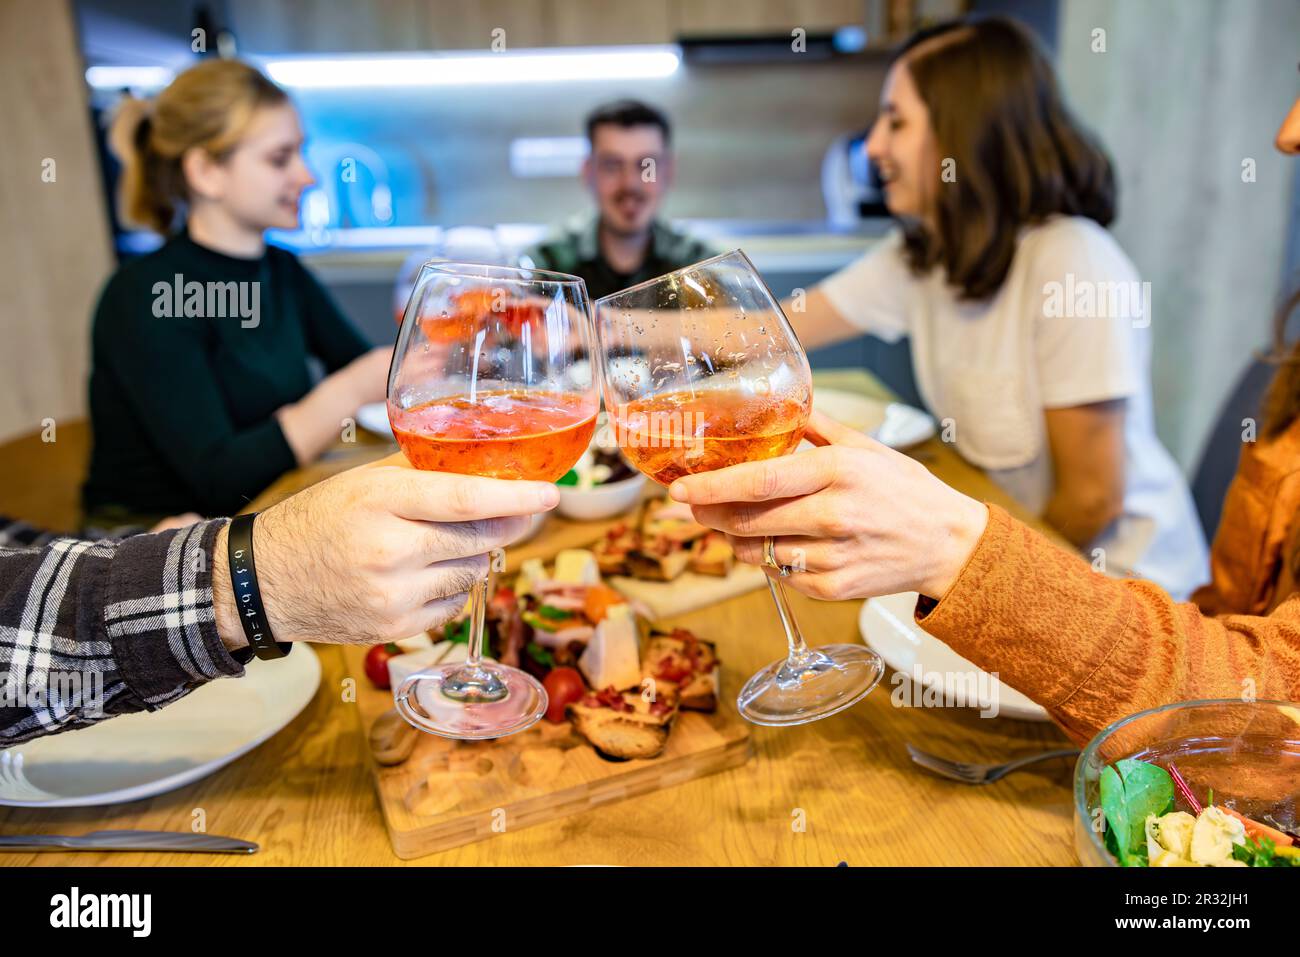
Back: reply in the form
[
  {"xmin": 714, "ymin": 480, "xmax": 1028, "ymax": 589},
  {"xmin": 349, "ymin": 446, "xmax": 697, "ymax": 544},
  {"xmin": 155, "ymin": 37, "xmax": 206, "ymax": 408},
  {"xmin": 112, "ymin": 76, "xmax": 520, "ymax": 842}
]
[{"xmin": 818, "ymin": 215, "xmax": 1209, "ymax": 599}]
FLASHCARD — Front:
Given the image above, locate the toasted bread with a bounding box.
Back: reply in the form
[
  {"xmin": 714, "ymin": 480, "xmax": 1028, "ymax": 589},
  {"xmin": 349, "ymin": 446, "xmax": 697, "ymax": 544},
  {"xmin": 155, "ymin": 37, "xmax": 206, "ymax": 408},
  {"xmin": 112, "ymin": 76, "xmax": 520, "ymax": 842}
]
[
  {"xmin": 643, "ymin": 630, "xmax": 720, "ymax": 712},
  {"xmin": 593, "ymin": 524, "xmax": 637, "ymax": 577},
  {"xmin": 595, "ymin": 550, "xmax": 631, "ymax": 577},
  {"xmin": 566, "ymin": 687, "xmax": 678, "ymax": 759},
  {"xmin": 689, "ymin": 531, "xmax": 734, "ymax": 577},
  {"xmin": 594, "ymin": 500, "xmax": 710, "ymax": 583},
  {"xmin": 625, "ymin": 544, "xmax": 691, "ymax": 581},
  {"xmin": 640, "ymin": 499, "xmax": 709, "ymax": 545}
]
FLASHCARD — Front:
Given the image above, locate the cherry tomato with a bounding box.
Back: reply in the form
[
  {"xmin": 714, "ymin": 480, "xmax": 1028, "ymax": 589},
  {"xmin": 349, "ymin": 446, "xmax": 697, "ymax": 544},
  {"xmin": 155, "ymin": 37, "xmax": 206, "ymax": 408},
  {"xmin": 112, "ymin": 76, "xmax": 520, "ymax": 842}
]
[
  {"xmin": 543, "ymin": 666, "xmax": 588, "ymax": 723},
  {"xmin": 364, "ymin": 643, "xmax": 403, "ymax": 689}
]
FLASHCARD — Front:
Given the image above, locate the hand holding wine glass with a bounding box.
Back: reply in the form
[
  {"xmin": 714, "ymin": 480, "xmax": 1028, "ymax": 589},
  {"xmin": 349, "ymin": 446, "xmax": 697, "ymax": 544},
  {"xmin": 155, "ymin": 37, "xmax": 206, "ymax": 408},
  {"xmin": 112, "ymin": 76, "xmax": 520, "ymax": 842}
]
[
  {"xmin": 213, "ymin": 454, "xmax": 557, "ymax": 651},
  {"xmin": 593, "ymin": 250, "xmax": 885, "ymax": 726},
  {"xmin": 388, "ymin": 262, "xmax": 599, "ymax": 739},
  {"xmin": 668, "ymin": 411, "xmax": 991, "ymax": 602}
]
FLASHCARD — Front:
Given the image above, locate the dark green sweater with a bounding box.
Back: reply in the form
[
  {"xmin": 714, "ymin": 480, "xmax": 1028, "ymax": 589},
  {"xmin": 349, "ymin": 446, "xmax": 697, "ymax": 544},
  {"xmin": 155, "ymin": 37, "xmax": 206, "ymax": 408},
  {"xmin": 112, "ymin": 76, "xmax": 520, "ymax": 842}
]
[{"xmin": 83, "ymin": 232, "xmax": 371, "ymax": 519}]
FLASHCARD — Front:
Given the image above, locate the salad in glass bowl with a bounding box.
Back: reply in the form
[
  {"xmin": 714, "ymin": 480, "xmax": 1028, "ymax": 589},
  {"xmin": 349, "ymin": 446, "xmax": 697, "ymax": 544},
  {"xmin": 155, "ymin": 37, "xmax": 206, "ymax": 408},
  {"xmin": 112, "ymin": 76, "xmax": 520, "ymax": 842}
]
[{"xmin": 1075, "ymin": 698, "xmax": 1300, "ymax": 867}]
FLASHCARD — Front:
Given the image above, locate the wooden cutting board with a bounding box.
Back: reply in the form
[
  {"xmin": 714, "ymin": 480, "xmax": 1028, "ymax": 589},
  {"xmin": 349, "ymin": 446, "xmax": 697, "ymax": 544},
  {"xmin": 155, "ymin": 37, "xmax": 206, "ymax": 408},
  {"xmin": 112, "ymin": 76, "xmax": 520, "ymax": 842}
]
[
  {"xmin": 609, "ymin": 564, "xmax": 770, "ymax": 620},
  {"xmin": 343, "ymin": 645, "xmax": 751, "ymax": 859}
]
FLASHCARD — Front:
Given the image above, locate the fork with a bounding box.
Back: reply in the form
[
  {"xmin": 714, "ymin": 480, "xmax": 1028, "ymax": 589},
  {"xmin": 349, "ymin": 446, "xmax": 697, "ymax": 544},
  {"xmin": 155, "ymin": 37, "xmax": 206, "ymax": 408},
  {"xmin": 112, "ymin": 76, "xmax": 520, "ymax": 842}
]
[
  {"xmin": 0, "ymin": 750, "xmax": 59, "ymax": 802},
  {"xmin": 906, "ymin": 743, "xmax": 1080, "ymax": 784}
]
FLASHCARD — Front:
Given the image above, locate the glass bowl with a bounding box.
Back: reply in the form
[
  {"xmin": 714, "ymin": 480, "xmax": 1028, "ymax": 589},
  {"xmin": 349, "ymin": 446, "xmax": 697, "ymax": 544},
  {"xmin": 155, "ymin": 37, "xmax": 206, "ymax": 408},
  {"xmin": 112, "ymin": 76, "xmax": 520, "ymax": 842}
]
[{"xmin": 1074, "ymin": 698, "xmax": 1300, "ymax": 866}]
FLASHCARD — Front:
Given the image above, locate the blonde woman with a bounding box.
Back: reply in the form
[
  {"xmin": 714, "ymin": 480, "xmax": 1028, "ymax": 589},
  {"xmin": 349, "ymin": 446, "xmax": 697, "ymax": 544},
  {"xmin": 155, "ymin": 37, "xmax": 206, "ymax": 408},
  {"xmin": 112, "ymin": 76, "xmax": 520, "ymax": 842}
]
[{"xmin": 83, "ymin": 59, "xmax": 390, "ymax": 525}]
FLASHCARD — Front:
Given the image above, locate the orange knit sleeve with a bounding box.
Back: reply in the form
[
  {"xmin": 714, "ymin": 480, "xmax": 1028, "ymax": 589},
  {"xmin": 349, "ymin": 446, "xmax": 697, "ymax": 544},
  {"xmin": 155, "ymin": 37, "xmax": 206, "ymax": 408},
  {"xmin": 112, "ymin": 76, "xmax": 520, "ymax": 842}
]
[{"xmin": 916, "ymin": 504, "xmax": 1300, "ymax": 745}]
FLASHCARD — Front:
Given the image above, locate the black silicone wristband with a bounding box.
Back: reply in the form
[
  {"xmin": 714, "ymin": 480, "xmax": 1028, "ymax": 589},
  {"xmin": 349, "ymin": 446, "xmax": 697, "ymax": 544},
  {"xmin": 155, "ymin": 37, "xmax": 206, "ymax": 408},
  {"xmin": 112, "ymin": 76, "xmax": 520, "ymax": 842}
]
[{"xmin": 226, "ymin": 513, "xmax": 291, "ymax": 661}]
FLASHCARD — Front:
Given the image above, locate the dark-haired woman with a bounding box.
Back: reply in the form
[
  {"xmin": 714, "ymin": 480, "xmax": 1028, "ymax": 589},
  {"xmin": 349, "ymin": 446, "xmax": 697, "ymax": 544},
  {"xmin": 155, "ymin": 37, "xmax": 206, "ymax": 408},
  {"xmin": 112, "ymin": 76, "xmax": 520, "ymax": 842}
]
[
  {"xmin": 670, "ymin": 74, "xmax": 1300, "ymax": 746},
  {"xmin": 794, "ymin": 16, "xmax": 1207, "ymax": 597},
  {"xmin": 83, "ymin": 59, "xmax": 390, "ymax": 526}
]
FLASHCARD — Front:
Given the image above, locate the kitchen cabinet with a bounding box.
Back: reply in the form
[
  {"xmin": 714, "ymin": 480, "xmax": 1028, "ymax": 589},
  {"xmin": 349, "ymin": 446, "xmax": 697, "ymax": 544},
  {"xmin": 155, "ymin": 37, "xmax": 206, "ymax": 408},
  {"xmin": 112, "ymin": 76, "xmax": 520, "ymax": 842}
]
[
  {"xmin": 668, "ymin": 0, "xmax": 968, "ymax": 46},
  {"xmin": 550, "ymin": 0, "xmax": 674, "ymax": 46},
  {"xmin": 226, "ymin": 0, "xmax": 966, "ymax": 55},
  {"xmin": 671, "ymin": 0, "xmax": 868, "ymax": 37},
  {"xmin": 228, "ymin": 0, "xmax": 430, "ymax": 53},
  {"xmin": 228, "ymin": 0, "xmax": 547, "ymax": 55},
  {"xmin": 422, "ymin": 0, "xmax": 549, "ymax": 51},
  {"xmin": 230, "ymin": 0, "xmax": 874, "ymax": 55}
]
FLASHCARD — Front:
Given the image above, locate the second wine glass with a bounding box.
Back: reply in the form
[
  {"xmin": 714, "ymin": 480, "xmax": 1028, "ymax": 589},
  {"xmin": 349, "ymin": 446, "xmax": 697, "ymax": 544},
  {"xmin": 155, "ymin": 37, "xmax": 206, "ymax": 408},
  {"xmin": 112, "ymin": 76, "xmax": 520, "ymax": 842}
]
[
  {"xmin": 388, "ymin": 261, "xmax": 599, "ymax": 739},
  {"xmin": 593, "ymin": 250, "xmax": 884, "ymax": 726}
]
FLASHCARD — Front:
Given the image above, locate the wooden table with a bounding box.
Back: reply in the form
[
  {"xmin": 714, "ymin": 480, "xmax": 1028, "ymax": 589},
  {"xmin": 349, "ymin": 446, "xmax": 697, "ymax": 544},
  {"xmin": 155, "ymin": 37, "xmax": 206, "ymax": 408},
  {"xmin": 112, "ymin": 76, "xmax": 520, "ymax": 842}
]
[{"xmin": 0, "ymin": 371, "xmax": 1079, "ymax": 866}]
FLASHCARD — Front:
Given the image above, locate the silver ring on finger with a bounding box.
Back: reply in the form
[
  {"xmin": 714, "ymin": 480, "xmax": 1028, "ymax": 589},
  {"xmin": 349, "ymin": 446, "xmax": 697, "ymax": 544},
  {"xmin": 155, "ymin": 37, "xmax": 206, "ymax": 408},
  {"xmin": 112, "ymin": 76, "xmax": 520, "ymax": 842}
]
[{"xmin": 763, "ymin": 535, "xmax": 795, "ymax": 577}]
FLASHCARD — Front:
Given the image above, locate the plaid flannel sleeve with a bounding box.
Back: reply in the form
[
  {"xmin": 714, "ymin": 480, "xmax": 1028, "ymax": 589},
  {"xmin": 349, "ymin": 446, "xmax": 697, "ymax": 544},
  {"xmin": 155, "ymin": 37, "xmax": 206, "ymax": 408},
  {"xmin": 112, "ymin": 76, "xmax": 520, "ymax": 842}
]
[{"xmin": 0, "ymin": 517, "xmax": 247, "ymax": 746}]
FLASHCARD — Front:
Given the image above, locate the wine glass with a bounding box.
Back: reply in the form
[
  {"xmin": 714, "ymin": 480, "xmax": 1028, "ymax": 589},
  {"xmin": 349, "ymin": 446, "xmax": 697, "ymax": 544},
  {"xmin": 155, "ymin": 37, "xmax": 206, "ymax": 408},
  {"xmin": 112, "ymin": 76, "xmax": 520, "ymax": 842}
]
[
  {"xmin": 388, "ymin": 261, "xmax": 599, "ymax": 739},
  {"xmin": 593, "ymin": 250, "xmax": 884, "ymax": 726}
]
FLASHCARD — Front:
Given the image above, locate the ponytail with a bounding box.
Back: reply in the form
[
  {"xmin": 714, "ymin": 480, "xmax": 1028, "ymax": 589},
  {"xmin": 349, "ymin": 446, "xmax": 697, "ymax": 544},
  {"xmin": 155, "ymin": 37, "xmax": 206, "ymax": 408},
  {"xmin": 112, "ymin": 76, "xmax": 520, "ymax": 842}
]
[{"xmin": 108, "ymin": 96, "xmax": 181, "ymax": 233}]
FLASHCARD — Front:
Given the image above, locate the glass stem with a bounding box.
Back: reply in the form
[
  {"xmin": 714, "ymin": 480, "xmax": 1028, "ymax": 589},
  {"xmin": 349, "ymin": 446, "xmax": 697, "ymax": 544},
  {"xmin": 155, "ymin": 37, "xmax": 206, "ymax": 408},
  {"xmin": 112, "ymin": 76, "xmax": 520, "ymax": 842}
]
[
  {"xmin": 438, "ymin": 551, "xmax": 507, "ymax": 703},
  {"xmin": 463, "ymin": 568, "xmax": 491, "ymax": 668},
  {"xmin": 766, "ymin": 575, "xmax": 811, "ymax": 661}
]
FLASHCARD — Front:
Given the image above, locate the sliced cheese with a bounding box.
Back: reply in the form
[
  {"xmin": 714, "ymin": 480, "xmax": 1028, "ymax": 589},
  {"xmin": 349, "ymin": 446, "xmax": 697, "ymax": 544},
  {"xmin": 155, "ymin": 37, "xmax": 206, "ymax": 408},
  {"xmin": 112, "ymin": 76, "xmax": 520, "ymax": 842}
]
[
  {"xmin": 578, "ymin": 613, "xmax": 641, "ymax": 690},
  {"xmin": 441, "ymin": 642, "xmax": 472, "ymax": 664},
  {"xmin": 516, "ymin": 558, "xmax": 548, "ymax": 597},
  {"xmin": 553, "ymin": 548, "xmax": 600, "ymax": 585},
  {"xmin": 394, "ymin": 632, "xmax": 434, "ymax": 653},
  {"xmin": 387, "ymin": 644, "xmax": 450, "ymax": 690},
  {"xmin": 604, "ymin": 601, "xmax": 633, "ymax": 622},
  {"xmin": 386, "ymin": 640, "xmax": 481, "ymax": 691}
]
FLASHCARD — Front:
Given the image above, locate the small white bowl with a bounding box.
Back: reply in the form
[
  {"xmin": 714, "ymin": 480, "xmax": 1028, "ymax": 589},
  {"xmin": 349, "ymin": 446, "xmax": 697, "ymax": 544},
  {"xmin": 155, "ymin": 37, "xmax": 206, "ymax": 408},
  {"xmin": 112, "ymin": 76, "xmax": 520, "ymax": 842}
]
[{"xmin": 556, "ymin": 473, "xmax": 647, "ymax": 521}]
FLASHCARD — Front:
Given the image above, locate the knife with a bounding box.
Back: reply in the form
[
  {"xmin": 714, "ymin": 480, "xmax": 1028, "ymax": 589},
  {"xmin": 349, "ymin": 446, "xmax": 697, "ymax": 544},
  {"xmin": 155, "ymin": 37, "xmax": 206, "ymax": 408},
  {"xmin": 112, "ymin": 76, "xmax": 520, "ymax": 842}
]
[{"xmin": 0, "ymin": 830, "xmax": 258, "ymax": 854}]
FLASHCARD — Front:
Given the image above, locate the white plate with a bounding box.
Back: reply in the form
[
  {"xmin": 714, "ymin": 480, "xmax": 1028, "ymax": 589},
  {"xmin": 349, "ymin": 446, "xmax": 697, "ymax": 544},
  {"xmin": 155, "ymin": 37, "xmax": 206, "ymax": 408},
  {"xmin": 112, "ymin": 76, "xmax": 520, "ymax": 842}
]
[
  {"xmin": 813, "ymin": 388, "xmax": 936, "ymax": 449},
  {"xmin": 356, "ymin": 401, "xmax": 394, "ymax": 439},
  {"xmin": 858, "ymin": 592, "xmax": 1049, "ymax": 721},
  {"xmin": 0, "ymin": 645, "xmax": 322, "ymax": 807}
]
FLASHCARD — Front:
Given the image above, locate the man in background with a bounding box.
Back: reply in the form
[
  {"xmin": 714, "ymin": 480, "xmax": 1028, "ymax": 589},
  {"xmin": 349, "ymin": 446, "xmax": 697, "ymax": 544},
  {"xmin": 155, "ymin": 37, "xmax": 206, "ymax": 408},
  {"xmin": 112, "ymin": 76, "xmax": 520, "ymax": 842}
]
[{"xmin": 523, "ymin": 99, "xmax": 715, "ymax": 300}]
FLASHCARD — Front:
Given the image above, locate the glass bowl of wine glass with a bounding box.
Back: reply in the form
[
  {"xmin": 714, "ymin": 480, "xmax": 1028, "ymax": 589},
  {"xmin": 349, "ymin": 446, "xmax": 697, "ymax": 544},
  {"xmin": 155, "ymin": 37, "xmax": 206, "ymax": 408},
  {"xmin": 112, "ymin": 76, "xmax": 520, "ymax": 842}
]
[
  {"xmin": 388, "ymin": 261, "xmax": 599, "ymax": 739},
  {"xmin": 592, "ymin": 249, "xmax": 885, "ymax": 727}
]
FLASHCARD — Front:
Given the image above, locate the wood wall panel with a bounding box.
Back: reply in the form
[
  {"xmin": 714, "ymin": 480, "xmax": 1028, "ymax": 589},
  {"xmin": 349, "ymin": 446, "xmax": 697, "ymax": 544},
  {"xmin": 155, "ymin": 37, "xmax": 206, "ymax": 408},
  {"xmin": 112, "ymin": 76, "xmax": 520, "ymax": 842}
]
[{"xmin": 0, "ymin": 0, "xmax": 113, "ymax": 447}]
